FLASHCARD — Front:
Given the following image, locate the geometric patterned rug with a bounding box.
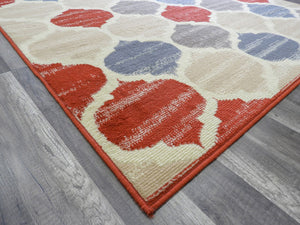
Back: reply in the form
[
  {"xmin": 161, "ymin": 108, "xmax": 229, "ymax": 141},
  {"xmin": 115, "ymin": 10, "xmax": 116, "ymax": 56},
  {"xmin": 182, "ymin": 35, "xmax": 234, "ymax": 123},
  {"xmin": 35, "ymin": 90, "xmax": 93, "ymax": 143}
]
[{"xmin": 1, "ymin": 0, "xmax": 299, "ymax": 216}]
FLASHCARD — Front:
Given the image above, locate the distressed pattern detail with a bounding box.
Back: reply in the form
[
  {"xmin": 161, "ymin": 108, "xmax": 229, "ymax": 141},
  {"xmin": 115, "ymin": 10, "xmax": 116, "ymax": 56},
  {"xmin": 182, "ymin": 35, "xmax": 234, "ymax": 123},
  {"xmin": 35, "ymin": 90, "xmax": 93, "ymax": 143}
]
[
  {"xmin": 156, "ymin": 0, "xmax": 195, "ymax": 5},
  {"xmin": 51, "ymin": 9, "xmax": 113, "ymax": 28},
  {"xmin": 238, "ymin": 33, "xmax": 300, "ymax": 61},
  {"xmin": 0, "ymin": 0, "xmax": 299, "ymax": 217},
  {"xmin": 0, "ymin": 0, "xmax": 14, "ymax": 7},
  {"xmin": 200, "ymin": 0, "xmax": 243, "ymax": 11},
  {"xmin": 104, "ymin": 41, "xmax": 181, "ymax": 75},
  {"xmin": 248, "ymin": 4, "xmax": 295, "ymax": 18},
  {"xmin": 171, "ymin": 24, "xmax": 231, "ymax": 48},
  {"xmin": 162, "ymin": 6, "xmax": 211, "ymax": 22},
  {"xmin": 33, "ymin": 63, "xmax": 107, "ymax": 119},
  {"xmin": 111, "ymin": 1, "xmax": 160, "ymax": 14},
  {"xmin": 95, "ymin": 79, "xmax": 206, "ymax": 150}
]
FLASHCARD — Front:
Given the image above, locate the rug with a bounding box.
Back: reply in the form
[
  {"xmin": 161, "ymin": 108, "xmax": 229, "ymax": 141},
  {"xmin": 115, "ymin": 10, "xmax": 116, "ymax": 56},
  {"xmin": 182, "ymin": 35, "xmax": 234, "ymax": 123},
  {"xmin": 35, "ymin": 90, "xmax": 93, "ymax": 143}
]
[{"xmin": 0, "ymin": 0, "xmax": 299, "ymax": 216}]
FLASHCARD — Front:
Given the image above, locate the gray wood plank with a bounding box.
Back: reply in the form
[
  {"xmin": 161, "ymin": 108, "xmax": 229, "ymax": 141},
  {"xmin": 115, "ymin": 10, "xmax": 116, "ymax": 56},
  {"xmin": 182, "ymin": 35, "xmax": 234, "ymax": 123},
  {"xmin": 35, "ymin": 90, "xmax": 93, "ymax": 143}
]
[
  {"xmin": 247, "ymin": 115, "xmax": 300, "ymax": 172},
  {"xmin": 0, "ymin": 150, "xmax": 35, "ymax": 225},
  {"xmin": 0, "ymin": 33, "xmax": 27, "ymax": 70},
  {"xmin": 286, "ymin": 85, "xmax": 300, "ymax": 106},
  {"xmin": 218, "ymin": 129, "xmax": 300, "ymax": 222},
  {"xmin": 267, "ymin": 97, "xmax": 300, "ymax": 133},
  {"xmin": 153, "ymin": 192, "xmax": 216, "ymax": 225},
  {"xmin": 0, "ymin": 72, "xmax": 125, "ymax": 225},
  {"xmin": 182, "ymin": 161, "xmax": 299, "ymax": 225},
  {"xmin": 217, "ymin": 92, "xmax": 300, "ymax": 223},
  {"xmin": 0, "ymin": 55, "xmax": 9, "ymax": 73}
]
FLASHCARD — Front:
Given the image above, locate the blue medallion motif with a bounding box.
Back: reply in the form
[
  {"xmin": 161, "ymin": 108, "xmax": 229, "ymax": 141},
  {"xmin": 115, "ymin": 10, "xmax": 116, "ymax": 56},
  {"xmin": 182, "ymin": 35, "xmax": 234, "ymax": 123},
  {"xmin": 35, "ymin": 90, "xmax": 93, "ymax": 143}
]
[
  {"xmin": 105, "ymin": 41, "xmax": 181, "ymax": 75},
  {"xmin": 248, "ymin": 4, "xmax": 295, "ymax": 18},
  {"xmin": 156, "ymin": 0, "xmax": 195, "ymax": 5},
  {"xmin": 238, "ymin": 33, "xmax": 300, "ymax": 61}
]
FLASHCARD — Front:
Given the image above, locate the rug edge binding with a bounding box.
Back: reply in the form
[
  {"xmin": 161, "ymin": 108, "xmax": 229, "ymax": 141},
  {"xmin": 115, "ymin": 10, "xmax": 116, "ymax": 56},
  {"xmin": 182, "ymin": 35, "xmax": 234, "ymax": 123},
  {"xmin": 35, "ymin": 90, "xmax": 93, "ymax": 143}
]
[{"xmin": 1, "ymin": 26, "xmax": 299, "ymax": 218}]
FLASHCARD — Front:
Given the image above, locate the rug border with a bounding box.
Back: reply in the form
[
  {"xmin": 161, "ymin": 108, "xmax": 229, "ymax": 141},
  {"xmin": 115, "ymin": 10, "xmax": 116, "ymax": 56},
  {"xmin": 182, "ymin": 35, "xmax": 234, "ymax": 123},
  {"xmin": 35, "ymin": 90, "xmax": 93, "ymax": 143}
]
[{"xmin": 1, "ymin": 26, "xmax": 299, "ymax": 217}]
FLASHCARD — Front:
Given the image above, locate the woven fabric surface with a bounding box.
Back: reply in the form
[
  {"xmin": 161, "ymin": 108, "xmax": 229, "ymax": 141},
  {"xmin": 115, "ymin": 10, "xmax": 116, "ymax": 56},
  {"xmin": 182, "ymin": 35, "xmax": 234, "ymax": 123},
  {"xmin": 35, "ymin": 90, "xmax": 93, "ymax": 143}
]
[{"xmin": 1, "ymin": 0, "xmax": 299, "ymax": 216}]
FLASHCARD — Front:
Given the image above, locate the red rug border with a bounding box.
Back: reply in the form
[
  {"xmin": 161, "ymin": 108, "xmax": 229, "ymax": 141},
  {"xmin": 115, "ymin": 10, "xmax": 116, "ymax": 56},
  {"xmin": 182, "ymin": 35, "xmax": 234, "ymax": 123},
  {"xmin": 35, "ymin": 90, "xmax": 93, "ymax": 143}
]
[{"xmin": 1, "ymin": 26, "xmax": 299, "ymax": 217}]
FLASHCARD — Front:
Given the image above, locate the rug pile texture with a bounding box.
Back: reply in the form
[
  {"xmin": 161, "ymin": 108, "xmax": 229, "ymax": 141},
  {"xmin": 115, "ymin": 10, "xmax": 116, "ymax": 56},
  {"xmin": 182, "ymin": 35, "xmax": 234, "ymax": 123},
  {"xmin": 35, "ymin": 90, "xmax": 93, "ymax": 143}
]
[{"xmin": 1, "ymin": 0, "xmax": 299, "ymax": 216}]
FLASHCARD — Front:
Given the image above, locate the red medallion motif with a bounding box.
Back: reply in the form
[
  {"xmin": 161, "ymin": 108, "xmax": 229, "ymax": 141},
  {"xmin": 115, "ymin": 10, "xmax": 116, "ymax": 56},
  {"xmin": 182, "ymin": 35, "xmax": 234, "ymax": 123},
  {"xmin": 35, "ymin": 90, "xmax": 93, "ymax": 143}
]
[
  {"xmin": 95, "ymin": 79, "xmax": 206, "ymax": 150},
  {"xmin": 51, "ymin": 9, "xmax": 113, "ymax": 28},
  {"xmin": 0, "ymin": 0, "xmax": 14, "ymax": 7},
  {"xmin": 215, "ymin": 98, "xmax": 271, "ymax": 145},
  {"xmin": 33, "ymin": 63, "xmax": 107, "ymax": 119},
  {"xmin": 162, "ymin": 6, "xmax": 211, "ymax": 22}
]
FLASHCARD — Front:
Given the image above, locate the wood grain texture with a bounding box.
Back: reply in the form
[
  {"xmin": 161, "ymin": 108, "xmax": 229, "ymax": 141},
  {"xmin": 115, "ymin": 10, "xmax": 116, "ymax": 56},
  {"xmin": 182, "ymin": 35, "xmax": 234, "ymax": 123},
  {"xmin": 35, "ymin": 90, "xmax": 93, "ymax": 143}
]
[
  {"xmin": 267, "ymin": 98, "xmax": 300, "ymax": 133},
  {"xmin": 287, "ymin": 86, "xmax": 300, "ymax": 105},
  {"xmin": 153, "ymin": 192, "xmax": 216, "ymax": 225},
  {"xmin": 0, "ymin": 149, "xmax": 35, "ymax": 225},
  {"xmin": 182, "ymin": 161, "xmax": 299, "ymax": 225},
  {"xmin": 218, "ymin": 133, "xmax": 300, "ymax": 223},
  {"xmin": 0, "ymin": 33, "xmax": 26, "ymax": 70},
  {"xmin": 0, "ymin": 55, "xmax": 9, "ymax": 73},
  {"xmin": 218, "ymin": 92, "xmax": 300, "ymax": 223},
  {"xmin": 0, "ymin": 72, "xmax": 125, "ymax": 225}
]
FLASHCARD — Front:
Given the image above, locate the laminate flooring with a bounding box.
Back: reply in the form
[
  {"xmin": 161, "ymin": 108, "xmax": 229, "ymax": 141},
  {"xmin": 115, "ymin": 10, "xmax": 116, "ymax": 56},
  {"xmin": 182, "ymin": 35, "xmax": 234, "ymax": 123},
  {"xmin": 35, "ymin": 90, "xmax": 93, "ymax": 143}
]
[{"xmin": 0, "ymin": 33, "xmax": 299, "ymax": 225}]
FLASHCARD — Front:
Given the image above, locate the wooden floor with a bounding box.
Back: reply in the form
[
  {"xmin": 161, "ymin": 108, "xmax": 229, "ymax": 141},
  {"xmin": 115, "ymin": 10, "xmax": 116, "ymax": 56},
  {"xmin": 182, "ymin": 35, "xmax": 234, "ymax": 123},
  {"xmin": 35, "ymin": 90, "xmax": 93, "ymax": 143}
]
[{"xmin": 0, "ymin": 32, "xmax": 299, "ymax": 225}]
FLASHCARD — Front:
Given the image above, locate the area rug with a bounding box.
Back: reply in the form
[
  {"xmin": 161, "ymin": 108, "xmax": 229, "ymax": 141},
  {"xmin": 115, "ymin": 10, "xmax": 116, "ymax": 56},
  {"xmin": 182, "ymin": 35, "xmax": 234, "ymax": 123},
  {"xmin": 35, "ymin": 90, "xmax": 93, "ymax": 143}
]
[{"xmin": 1, "ymin": 0, "xmax": 299, "ymax": 216}]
